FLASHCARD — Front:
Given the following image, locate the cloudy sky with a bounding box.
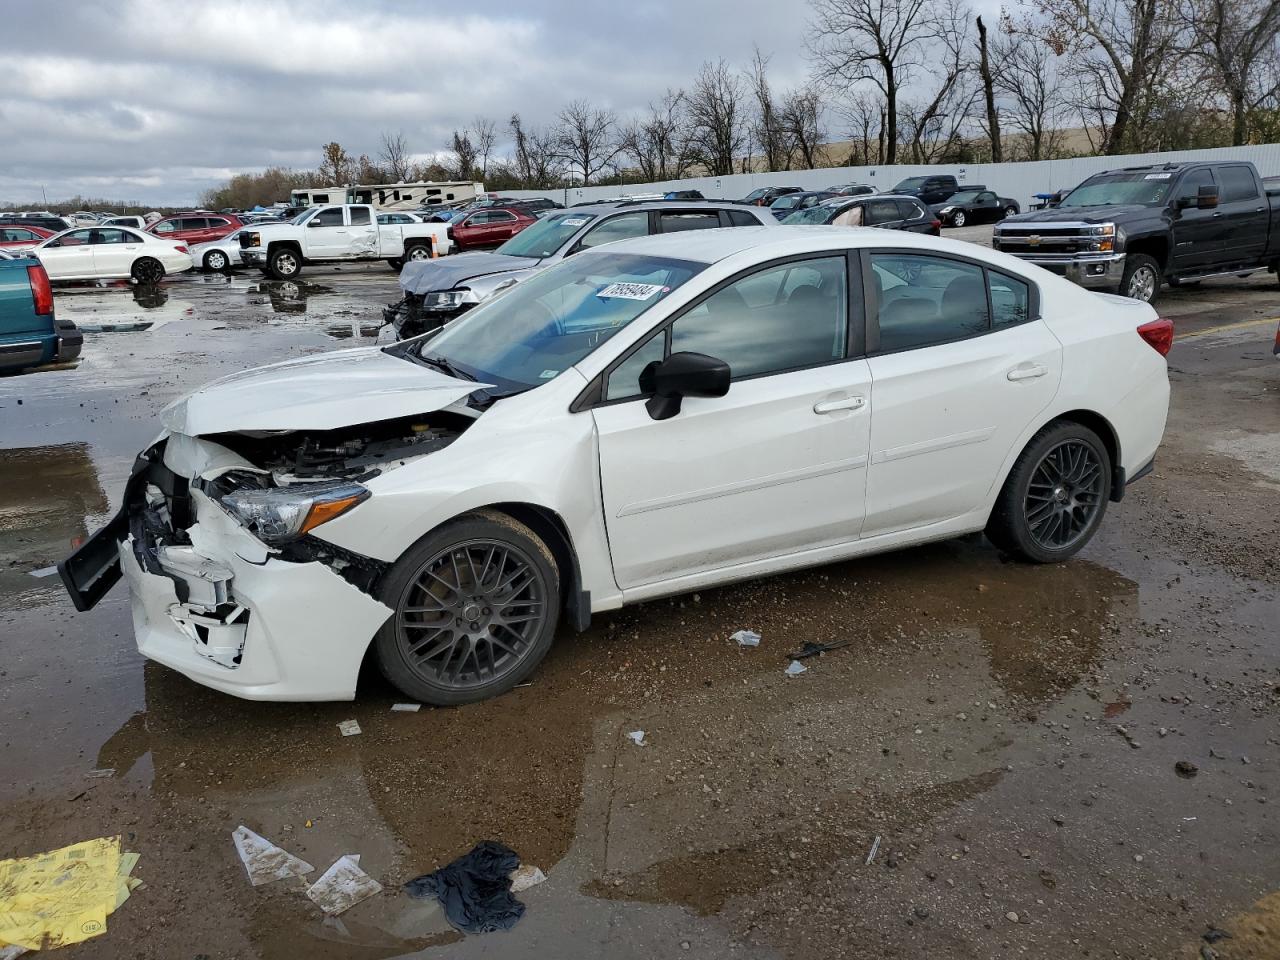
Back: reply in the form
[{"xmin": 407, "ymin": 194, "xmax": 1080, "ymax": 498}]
[{"xmin": 3, "ymin": 0, "xmax": 998, "ymax": 206}]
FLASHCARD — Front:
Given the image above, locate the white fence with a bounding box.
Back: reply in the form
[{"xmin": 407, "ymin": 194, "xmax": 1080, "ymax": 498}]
[{"xmin": 502, "ymin": 143, "xmax": 1280, "ymax": 209}]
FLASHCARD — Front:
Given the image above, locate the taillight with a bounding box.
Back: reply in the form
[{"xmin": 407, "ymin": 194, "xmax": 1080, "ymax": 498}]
[
  {"xmin": 26, "ymin": 264, "xmax": 53, "ymax": 315},
  {"xmin": 175, "ymin": 244, "xmax": 189, "ymax": 254},
  {"xmin": 930, "ymin": 219, "xmax": 942, "ymax": 230},
  {"xmin": 1137, "ymin": 317, "xmax": 1174, "ymax": 356}
]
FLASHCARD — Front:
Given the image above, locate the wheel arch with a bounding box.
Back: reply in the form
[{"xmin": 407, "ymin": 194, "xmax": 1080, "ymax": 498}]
[
  {"xmin": 266, "ymin": 239, "xmax": 302, "ymax": 257},
  {"xmin": 1126, "ymin": 236, "xmax": 1170, "ymax": 272},
  {"xmin": 990, "ymin": 408, "xmax": 1125, "ymax": 518},
  {"xmin": 481, "ymin": 501, "xmax": 590, "ymax": 632}
]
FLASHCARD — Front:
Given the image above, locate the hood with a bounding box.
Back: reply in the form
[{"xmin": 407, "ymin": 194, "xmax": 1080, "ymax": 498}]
[
  {"xmin": 162, "ymin": 347, "xmax": 491, "ymax": 435},
  {"xmin": 399, "ymin": 252, "xmax": 541, "ymax": 294},
  {"xmin": 1001, "ymin": 204, "xmax": 1153, "ymax": 226}
]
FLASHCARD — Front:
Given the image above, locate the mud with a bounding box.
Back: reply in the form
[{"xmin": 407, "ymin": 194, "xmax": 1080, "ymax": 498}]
[{"xmin": 0, "ymin": 260, "xmax": 1277, "ymax": 959}]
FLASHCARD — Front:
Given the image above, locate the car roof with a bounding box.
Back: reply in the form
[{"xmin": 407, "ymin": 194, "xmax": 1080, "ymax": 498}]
[
  {"xmin": 594, "ymin": 224, "xmax": 973, "ymax": 264},
  {"xmin": 558, "ymin": 200, "xmax": 764, "ymax": 214}
]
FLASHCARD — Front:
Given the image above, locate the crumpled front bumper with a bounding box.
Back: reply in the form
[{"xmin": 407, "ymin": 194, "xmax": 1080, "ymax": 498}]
[
  {"xmin": 64, "ymin": 439, "xmax": 394, "ymax": 701},
  {"xmin": 242, "ymin": 249, "xmax": 266, "ymax": 265}
]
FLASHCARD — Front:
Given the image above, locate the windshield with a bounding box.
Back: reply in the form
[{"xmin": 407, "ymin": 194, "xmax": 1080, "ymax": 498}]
[
  {"xmin": 893, "ymin": 177, "xmax": 928, "ymax": 190},
  {"xmin": 946, "ymin": 191, "xmax": 982, "ymax": 204},
  {"xmin": 1060, "ymin": 173, "xmax": 1172, "ymax": 208},
  {"xmin": 782, "ymin": 204, "xmax": 842, "ymax": 225},
  {"xmin": 771, "ymin": 195, "xmax": 802, "ymax": 209},
  {"xmin": 406, "ymin": 252, "xmax": 704, "ymax": 393},
  {"xmin": 495, "ymin": 211, "xmax": 596, "ymax": 259},
  {"xmin": 741, "ymin": 188, "xmax": 768, "ymax": 201}
]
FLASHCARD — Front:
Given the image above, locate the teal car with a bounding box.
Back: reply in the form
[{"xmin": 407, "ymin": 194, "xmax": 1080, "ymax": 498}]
[{"xmin": 0, "ymin": 253, "xmax": 82, "ymax": 374}]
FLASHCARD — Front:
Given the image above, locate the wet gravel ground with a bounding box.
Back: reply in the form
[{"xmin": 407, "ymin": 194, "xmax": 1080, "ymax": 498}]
[{"xmin": 1, "ymin": 240, "xmax": 1278, "ymax": 960}]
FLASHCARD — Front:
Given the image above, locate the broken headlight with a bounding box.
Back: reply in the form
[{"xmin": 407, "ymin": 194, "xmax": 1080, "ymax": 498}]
[
  {"xmin": 218, "ymin": 480, "xmax": 370, "ymax": 544},
  {"xmin": 425, "ymin": 289, "xmax": 474, "ymax": 309}
]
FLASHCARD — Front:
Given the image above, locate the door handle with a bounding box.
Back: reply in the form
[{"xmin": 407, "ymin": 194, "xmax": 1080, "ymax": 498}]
[
  {"xmin": 1007, "ymin": 363, "xmax": 1048, "ymax": 381},
  {"xmin": 813, "ymin": 395, "xmax": 866, "ymax": 414}
]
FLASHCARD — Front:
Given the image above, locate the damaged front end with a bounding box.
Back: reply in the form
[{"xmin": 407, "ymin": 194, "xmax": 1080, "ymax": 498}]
[
  {"xmin": 60, "ymin": 413, "xmax": 474, "ymax": 699},
  {"xmin": 382, "ymin": 294, "xmax": 451, "ymax": 341}
]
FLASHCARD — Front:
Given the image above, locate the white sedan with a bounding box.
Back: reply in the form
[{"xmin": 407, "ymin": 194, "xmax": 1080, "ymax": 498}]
[
  {"xmin": 61, "ymin": 228, "xmax": 1170, "ymax": 704},
  {"xmin": 191, "ymin": 228, "xmax": 246, "ymax": 272},
  {"xmin": 34, "ymin": 226, "xmax": 193, "ymax": 283}
]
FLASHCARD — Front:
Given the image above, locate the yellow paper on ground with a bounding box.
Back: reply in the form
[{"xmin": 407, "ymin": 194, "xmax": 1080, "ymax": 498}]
[{"xmin": 0, "ymin": 836, "xmax": 139, "ymax": 951}]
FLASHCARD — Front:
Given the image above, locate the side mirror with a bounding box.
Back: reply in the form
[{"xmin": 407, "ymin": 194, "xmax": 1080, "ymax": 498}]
[
  {"xmin": 640, "ymin": 351, "xmax": 731, "ymax": 421},
  {"xmin": 1196, "ymin": 185, "xmax": 1219, "ymax": 209},
  {"xmin": 307, "ymin": 219, "xmax": 323, "ymax": 227},
  {"xmin": 45, "ymin": 240, "xmax": 61, "ymax": 248}
]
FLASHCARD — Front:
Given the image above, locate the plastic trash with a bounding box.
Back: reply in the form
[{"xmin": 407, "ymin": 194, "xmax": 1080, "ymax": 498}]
[
  {"xmin": 509, "ymin": 865, "xmax": 546, "ymax": 893},
  {"xmin": 731, "ymin": 630, "xmax": 761, "ymax": 647},
  {"xmin": 0, "ymin": 837, "xmax": 141, "ymax": 951},
  {"xmin": 405, "ymin": 841, "xmax": 526, "ymax": 933},
  {"xmin": 784, "ymin": 660, "xmax": 807, "ymax": 676},
  {"xmin": 232, "ymin": 825, "xmax": 314, "ymax": 886},
  {"xmin": 627, "ymin": 730, "xmax": 646, "ymax": 747},
  {"xmin": 789, "ymin": 640, "xmax": 851, "ymax": 660},
  {"xmin": 391, "ymin": 703, "xmax": 421, "ymax": 712},
  {"xmin": 865, "ymin": 835, "xmax": 881, "ymax": 865},
  {"xmin": 28, "ymin": 566, "xmax": 57, "ymax": 578},
  {"xmin": 84, "ymin": 768, "xmax": 115, "ymax": 779},
  {"xmin": 337, "ymin": 720, "xmax": 362, "ymax": 736},
  {"xmin": 306, "ymin": 854, "xmax": 383, "ymax": 915}
]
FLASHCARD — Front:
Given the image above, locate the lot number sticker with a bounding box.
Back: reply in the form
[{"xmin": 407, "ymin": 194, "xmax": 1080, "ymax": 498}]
[
  {"xmin": 561, "ymin": 217, "xmax": 589, "ymax": 226},
  {"xmin": 597, "ymin": 282, "xmax": 665, "ymax": 300}
]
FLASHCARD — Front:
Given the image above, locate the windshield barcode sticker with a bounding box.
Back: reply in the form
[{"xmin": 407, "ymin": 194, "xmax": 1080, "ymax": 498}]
[
  {"xmin": 1143, "ymin": 173, "xmax": 1172, "ymax": 180},
  {"xmin": 597, "ymin": 282, "xmax": 665, "ymax": 300},
  {"xmin": 561, "ymin": 217, "xmax": 589, "ymax": 226}
]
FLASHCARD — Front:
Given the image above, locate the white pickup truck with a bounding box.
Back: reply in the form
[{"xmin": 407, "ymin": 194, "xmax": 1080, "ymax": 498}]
[{"xmin": 239, "ymin": 204, "xmax": 453, "ymax": 280}]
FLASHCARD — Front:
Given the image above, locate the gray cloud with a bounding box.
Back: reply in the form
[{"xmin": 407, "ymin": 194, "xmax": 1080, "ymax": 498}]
[{"xmin": 2, "ymin": 0, "xmax": 998, "ymax": 206}]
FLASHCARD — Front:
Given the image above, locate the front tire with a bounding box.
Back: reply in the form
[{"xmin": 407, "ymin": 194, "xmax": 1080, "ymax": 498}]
[
  {"xmin": 951, "ymin": 210, "xmax": 966, "ymax": 227},
  {"xmin": 131, "ymin": 257, "xmax": 165, "ymax": 284},
  {"xmin": 204, "ymin": 250, "xmax": 229, "ymax": 272},
  {"xmin": 1003, "ymin": 205, "xmax": 1018, "ymax": 218},
  {"xmin": 986, "ymin": 421, "xmax": 1112, "ymax": 563},
  {"xmin": 267, "ymin": 247, "xmax": 301, "ymax": 281},
  {"xmin": 1120, "ymin": 253, "xmax": 1161, "ymax": 303},
  {"xmin": 373, "ymin": 510, "xmax": 561, "ymax": 706}
]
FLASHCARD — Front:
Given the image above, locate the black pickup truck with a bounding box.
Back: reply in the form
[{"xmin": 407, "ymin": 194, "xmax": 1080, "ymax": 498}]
[{"xmin": 992, "ymin": 160, "xmax": 1280, "ymax": 303}]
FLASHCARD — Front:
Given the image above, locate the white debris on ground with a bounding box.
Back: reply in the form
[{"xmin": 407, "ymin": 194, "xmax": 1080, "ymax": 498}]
[
  {"xmin": 627, "ymin": 730, "xmax": 647, "ymax": 747},
  {"xmin": 232, "ymin": 825, "xmax": 314, "ymax": 886},
  {"xmin": 391, "ymin": 703, "xmax": 421, "ymax": 712},
  {"xmin": 509, "ymin": 864, "xmax": 547, "ymax": 893},
  {"xmin": 306, "ymin": 854, "xmax": 383, "ymax": 915},
  {"xmin": 337, "ymin": 719, "xmax": 362, "ymax": 736},
  {"xmin": 784, "ymin": 660, "xmax": 808, "ymax": 676},
  {"xmin": 731, "ymin": 629, "xmax": 761, "ymax": 647},
  {"xmin": 27, "ymin": 566, "xmax": 57, "ymax": 578}
]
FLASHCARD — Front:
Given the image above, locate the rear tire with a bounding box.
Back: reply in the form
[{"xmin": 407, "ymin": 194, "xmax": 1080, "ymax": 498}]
[
  {"xmin": 404, "ymin": 242, "xmax": 433, "ymax": 264},
  {"xmin": 1119, "ymin": 253, "xmax": 1161, "ymax": 303},
  {"xmin": 1003, "ymin": 205, "xmax": 1018, "ymax": 218},
  {"xmin": 131, "ymin": 257, "xmax": 165, "ymax": 284},
  {"xmin": 373, "ymin": 510, "xmax": 561, "ymax": 706},
  {"xmin": 985, "ymin": 421, "xmax": 1112, "ymax": 563}
]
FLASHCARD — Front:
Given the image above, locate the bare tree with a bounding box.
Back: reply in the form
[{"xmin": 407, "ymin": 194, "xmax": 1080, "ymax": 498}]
[
  {"xmin": 450, "ymin": 129, "xmax": 478, "ymax": 180},
  {"xmin": 749, "ymin": 47, "xmax": 795, "ymax": 171},
  {"xmin": 993, "ymin": 25, "xmax": 1067, "ymax": 159},
  {"xmin": 687, "ymin": 59, "xmax": 749, "ymax": 176},
  {"xmin": 976, "ymin": 16, "xmax": 1002, "ymax": 161},
  {"xmin": 619, "ymin": 89, "xmax": 696, "ymax": 181},
  {"xmin": 1180, "ymin": 0, "xmax": 1280, "ymax": 144},
  {"xmin": 840, "ymin": 92, "xmax": 886, "ymax": 163},
  {"xmin": 806, "ymin": 0, "xmax": 935, "ymax": 163},
  {"xmin": 900, "ymin": 0, "xmax": 975, "ymax": 162},
  {"xmin": 1034, "ymin": 0, "xmax": 1180, "ymax": 154},
  {"xmin": 779, "ymin": 87, "xmax": 827, "ymax": 168},
  {"xmin": 319, "ymin": 142, "xmax": 353, "ymax": 184},
  {"xmin": 472, "ymin": 117, "xmax": 498, "ymax": 179},
  {"xmin": 509, "ymin": 114, "xmax": 563, "ymax": 189},
  {"xmin": 552, "ymin": 100, "xmax": 620, "ymax": 186},
  {"xmin": 379, "ymin": 131, "xmax": 411, "ymax": 182}
]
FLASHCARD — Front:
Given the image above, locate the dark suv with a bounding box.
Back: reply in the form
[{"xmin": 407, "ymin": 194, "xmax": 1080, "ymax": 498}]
[
  {"xmin": 780, "ymin": 194, "xmax": 940, "ymax": 235},
  {"xmin": 889, "ymin": 175, "xmax": 960, "ymax": 205},
  {"xmin": 387, "ymin": 200, "xmax": 775, "ymax": 337},
  {"xmin": 740, "ymin": 186, "xmax": 804, "ymax": 207}
]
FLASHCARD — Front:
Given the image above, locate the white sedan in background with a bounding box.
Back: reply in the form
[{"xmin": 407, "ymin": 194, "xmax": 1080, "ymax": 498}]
[
  {"xmin": 191, "ymin": 228, "xmax": 247, "ymax": 272},
  {"xmin": 61, "ymin": 228, "xmax": 1170, "ymax": 705},
  {"xmin": 34, "ymin": 226, "xmax": 193, "ymax": 283}
]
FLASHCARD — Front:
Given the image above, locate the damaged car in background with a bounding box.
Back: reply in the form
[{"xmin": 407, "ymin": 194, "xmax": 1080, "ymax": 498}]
[{"xmin": 62, "ymin": 229, "xmax": 1170, "ymax": 706}]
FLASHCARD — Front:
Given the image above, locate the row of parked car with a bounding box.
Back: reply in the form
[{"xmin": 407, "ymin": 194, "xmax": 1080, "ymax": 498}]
[{"xmin": 738, "ymin": 178, "xmax": 1020, "ymax": 227}]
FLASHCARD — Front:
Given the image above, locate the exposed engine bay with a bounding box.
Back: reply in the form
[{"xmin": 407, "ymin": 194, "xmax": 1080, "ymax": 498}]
[{"xmin": 206, "ymin": 412, "xmax": 472, "ymax": 481}]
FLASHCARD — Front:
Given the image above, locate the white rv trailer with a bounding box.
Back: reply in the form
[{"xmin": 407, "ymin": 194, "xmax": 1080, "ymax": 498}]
[{"xmin": 289, "ymin": 181, "xmax": 484, "ymax": 211}]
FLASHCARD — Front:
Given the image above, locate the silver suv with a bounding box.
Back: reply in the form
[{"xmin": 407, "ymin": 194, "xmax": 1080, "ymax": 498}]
[{"xmin": 388, "ymin": 201, "xmax": 776, "ymax": 338}]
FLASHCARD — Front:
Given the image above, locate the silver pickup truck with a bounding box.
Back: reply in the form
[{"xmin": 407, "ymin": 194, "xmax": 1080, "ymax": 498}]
[{"xmin": 239, "ymin": 204, "xmax": 454, "ymax": 280}]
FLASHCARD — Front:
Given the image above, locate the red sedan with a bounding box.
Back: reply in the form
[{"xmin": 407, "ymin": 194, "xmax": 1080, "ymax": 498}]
[
  {"xmin": 0, "ymin": 224, "xmax": 55, "ymax": 249},
  {"xmin": 148, "ymin": 212, "xmax": 245, "ymax": 245},
  {"xmin": 447, "ymin": 207, "xmax": 536, "ymax": 250}
]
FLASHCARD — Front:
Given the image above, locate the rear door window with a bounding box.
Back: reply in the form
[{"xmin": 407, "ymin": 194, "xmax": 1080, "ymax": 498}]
[
  {"xmin": 727, "ymin": 209, "xmax": 761, "ymax": 227},
  {"xmin": 872, "ymin": 254, "xmax": 990, "ymax": 352},
  {"xmin": 895, "ymin": 200, "xmax": 924, "ymax": 221},
  {"xmin": 1217, "ymin": 166, "xmax": 1258, "ymax": 202},
  {"xmin": 866, "ymin": 200, "xmax": 901, "ymax": 225},
  {"xmin": 349, "ymin": 207, "xmax": 372, "ymax": 225}
]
